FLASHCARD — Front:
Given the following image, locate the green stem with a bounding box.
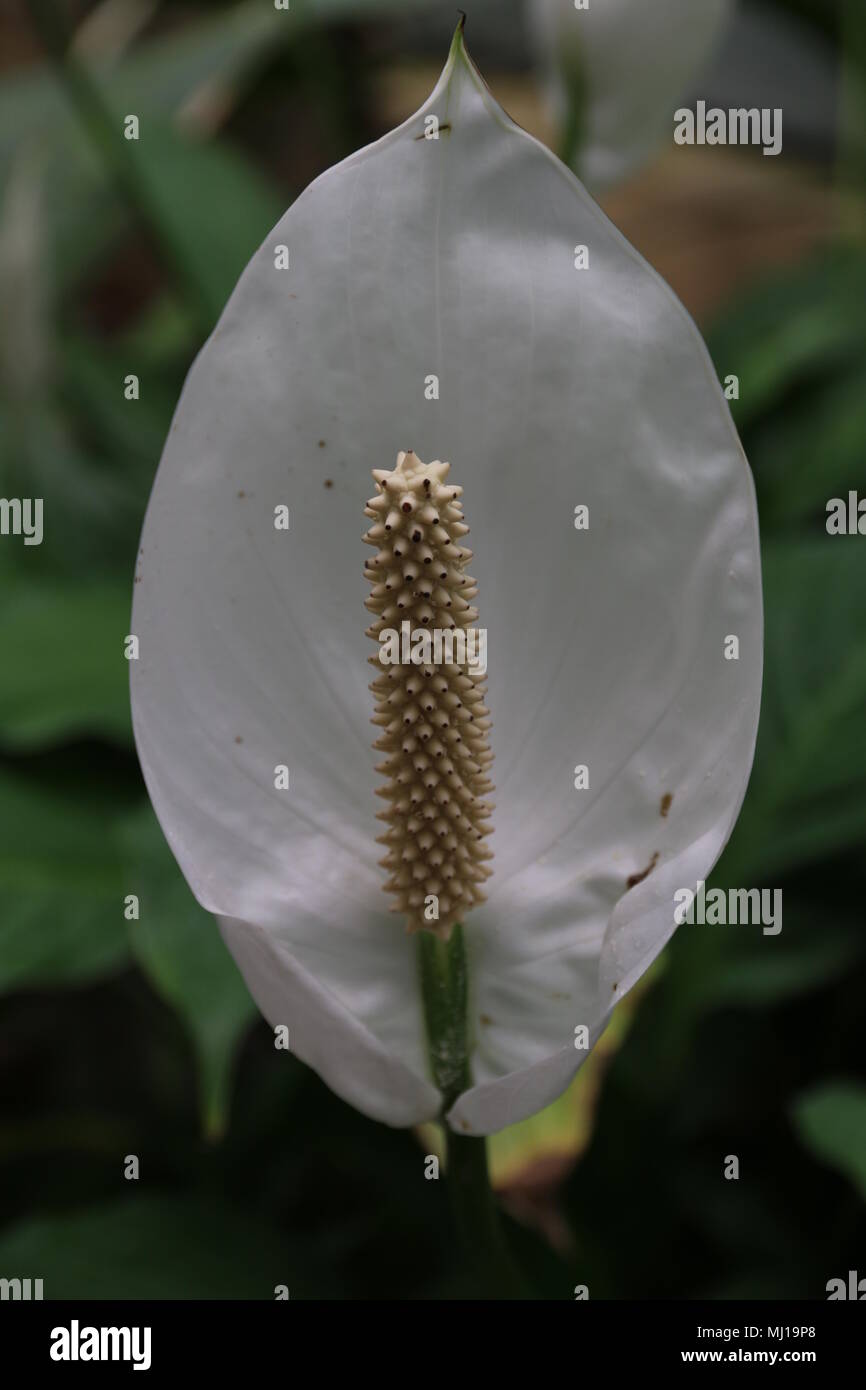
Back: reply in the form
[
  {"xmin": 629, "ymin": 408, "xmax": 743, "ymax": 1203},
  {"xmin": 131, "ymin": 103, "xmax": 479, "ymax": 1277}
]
[
  {"xmin": 555, "ymin": 43, "xmax": 588, "ymax": 171},
  {"xmin": 26, "ymin": 0, "xmax": 214, "ymax": 337},
  {"xmin": 559, "ymin": 95, "xmax": 583, "ymax": 171},
  {"xmin": 417, "ymin": 926, "xmax": 527, "ymax": 1298}
]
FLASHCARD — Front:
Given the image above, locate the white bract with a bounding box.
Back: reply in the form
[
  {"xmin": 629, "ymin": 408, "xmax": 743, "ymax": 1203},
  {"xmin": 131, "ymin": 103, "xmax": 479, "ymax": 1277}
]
[
  {"xmin": 528, "ymin": 0, "xmax": 734, "ymax": 188},
  {"xmin": 130, "ymin": 29, "xmax": 761, "ymax": 1137}
]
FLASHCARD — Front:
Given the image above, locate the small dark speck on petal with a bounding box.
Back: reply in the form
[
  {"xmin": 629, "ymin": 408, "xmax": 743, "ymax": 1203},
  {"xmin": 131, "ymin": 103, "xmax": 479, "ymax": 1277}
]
[
  {"xmin": 318, "ymin": 440, "xmax": 326, "ymax": 448},
  {"xmin": 237, "ymin": 490, "xmax": 246, "ymax": 499},
  {"xmin": 324, "ymin": 479, "xmax": 333, "ymax": 489},
  {"xmin": 626, "ymin": 851, "xmax": 659, "ymax": 890},
  {"xmin": 660, "ymin": 792, "xmax": 673, "ymax": 818},
  {"xmin": 415, "ymin": 121, "xmax": 451, "ymax": 139},
  {"xmin": 480, "ymin": 1014, "xmax": 493, "ymax": 1026},
  {"xmin": 234, "ymin": 736, "xmax": 243, "ymax": 744}
]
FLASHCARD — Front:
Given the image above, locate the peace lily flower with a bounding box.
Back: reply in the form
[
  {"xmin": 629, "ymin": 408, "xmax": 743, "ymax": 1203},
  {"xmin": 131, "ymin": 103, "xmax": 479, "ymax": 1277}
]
[
  {"xmin": 130, "ymin": 23, "xmax": 761, "ymax": 1155},
  {"xmin": 528, "ymin": 0, "xmax": 734, "ymax": 187}
]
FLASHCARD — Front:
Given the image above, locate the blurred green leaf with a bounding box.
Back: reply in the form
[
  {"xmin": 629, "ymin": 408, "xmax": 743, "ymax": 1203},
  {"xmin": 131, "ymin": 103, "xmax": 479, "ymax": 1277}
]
[
  {"xmin": 2, "ymin": 0, "xmax": 437, "ymax": 294},
  {"xmin": 116, "ymin": 292, "xmax": 197, "ymax": 370},
  {"xmin": 0, "ymin": 579, "xmax": 131, "ymax": 748},
  {"xmin": 0, "ymin": 1193, "xmax": 318, "ymax": 1298},
  {"xmin": 841, "ymin": 0, "xmax": 866, "ymax": 186},
  {"xmin": 0, "ymin": 154, "xmax": 152, "ymax": 578},
  {"xmin": 120, "ymin": 804, "xmax": 256, "ymax": 1138},
  {"xmin": 690, "ymin": 932, "xmax": 859, "ymax": 1009},
  {"xmin": 744, "ymin": 362, "xmax": 866, "ymax": 529},
  {"xmin": 723, "ymin": 539, "xmax": 866, "ymax": 881},
  {"xmin": 792, "ymin": 1082, "xmax": 866, "ymax": 1201},
  {"xmin": 630, "ymin": 885, "xmax": 863, "ymax": 1092},
  {"xmin": 707, "ymin": 250, "xmax": 866, "ymax": 435},
  {"xmin": 0, "ymin": 401, "xmax": 147, "ymax": 579},
  {"xmin": 0, "ymin": 768, "xmax": 130, "ymax": 991},
  {"xmin": 58, "ymin": 333, "xmax": 175, "ymax": 468},
  {"xmin": 122, "ymin": 123, "xmax": 284, "ymax": 325},
  {"xmin": 0, "ymin": 3, "xmax": 289, "ymax": 180},
  {"xmin": 0, "ymin": 3, "xmax": 292, "ymax": 310}
]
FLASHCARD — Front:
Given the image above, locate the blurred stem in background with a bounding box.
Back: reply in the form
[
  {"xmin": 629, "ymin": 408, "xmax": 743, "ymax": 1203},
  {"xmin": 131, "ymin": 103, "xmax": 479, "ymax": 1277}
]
[
  {"xmin": 558, "ymin": 55, "xmax": 585, "ymax": 172},
  {"xmin": 418, "ymin": 927, "xmax": 528, "ymax": 1298},
  {"xmin": 25, "ymin": 0, "xmax": 215, "ymax": 338}
]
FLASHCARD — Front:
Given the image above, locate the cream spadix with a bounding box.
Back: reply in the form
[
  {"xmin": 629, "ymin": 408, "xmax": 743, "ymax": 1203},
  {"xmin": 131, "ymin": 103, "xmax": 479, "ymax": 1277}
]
[
  {"xmin": 129, "ymin": 25, "xmax": 762, "ymax": 1135},
  {"xmin": 364, "ymin": 451, "xmax": 494, "ymax": 938}
]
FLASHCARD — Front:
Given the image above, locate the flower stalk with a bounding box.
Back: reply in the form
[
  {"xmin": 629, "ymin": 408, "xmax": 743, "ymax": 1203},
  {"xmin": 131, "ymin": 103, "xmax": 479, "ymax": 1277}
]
[{"xmin": 418, "ymin": 927, "xmax": 527, "ymax": 1299}]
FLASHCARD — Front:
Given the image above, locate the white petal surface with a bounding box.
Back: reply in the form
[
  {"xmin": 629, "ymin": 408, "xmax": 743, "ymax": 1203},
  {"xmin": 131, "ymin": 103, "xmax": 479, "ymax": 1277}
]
[
  {"xmin": 131, "ymin": 31, "xmax": 761, "ymax": 1133},
  {"xmin": 528, "ymin": 0, "xmax": 734, "ymax": 188},
  {"xmin": 217, "ymin": 916, "xmax": 439, "ymax": 1127}
]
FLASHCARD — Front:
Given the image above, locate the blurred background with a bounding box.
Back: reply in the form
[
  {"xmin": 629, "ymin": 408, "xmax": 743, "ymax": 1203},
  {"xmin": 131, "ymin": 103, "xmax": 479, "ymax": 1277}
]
[{"xmin": 0, "ymin": 0, "xmax": 864, "ymax": 1300}]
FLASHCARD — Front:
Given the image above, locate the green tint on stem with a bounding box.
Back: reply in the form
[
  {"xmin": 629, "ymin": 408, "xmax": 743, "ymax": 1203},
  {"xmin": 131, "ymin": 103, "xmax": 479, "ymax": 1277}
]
[
  {"xmin": 560, "ymin": 64, "xmax": 588, "ymax": 171},
  {"xmin": 418, "ymin": 925, "xmax": 528, "ymax": 1299}
]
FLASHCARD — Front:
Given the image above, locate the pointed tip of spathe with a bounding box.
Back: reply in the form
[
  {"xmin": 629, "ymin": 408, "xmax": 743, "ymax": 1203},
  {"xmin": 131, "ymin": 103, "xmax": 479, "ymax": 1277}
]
[
  {"xmin": 422, "ymin": 10, "xmax": 479, "ymax": 122},
  {"xmin": 449, "ymin": 10, "xmax": 468, "ymax": 61}
]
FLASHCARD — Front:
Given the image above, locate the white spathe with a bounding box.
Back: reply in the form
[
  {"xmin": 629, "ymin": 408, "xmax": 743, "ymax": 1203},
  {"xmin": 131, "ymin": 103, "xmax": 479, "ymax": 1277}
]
[
  {"xmin": 528, "ymin": 0, "xmax": 734, "ymax": 188},
  {"xmin": 130, "ymin": 30, "xmax": 762, "ymax": 1136}
]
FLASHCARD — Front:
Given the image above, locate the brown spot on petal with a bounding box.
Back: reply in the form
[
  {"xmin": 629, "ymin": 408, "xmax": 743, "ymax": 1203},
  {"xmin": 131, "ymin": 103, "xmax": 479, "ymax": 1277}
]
[
  {"xmin": 660, "ymin": 792, "xmax": 673, "ymax": 818},
  {"xmin": 414, "ymin": 121, "xmax": 452, "ymax": 141},
  {"xmin": 324, "ymin": 478, "xmax": 333, "ymax": 489},
  {"xmin": 480, "ymin": 1014, "xmax": 493, "ymax": 1026},
  {"xmin": 626, "ymin": 852, "xmax": 659, "ymax": 891}
]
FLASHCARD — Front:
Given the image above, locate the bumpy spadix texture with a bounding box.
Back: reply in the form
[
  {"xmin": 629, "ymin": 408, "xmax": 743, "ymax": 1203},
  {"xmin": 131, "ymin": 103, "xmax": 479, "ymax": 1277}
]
[{"xmin": 363, "ymin": 451, "xmax": 494, "ymax": 937}]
